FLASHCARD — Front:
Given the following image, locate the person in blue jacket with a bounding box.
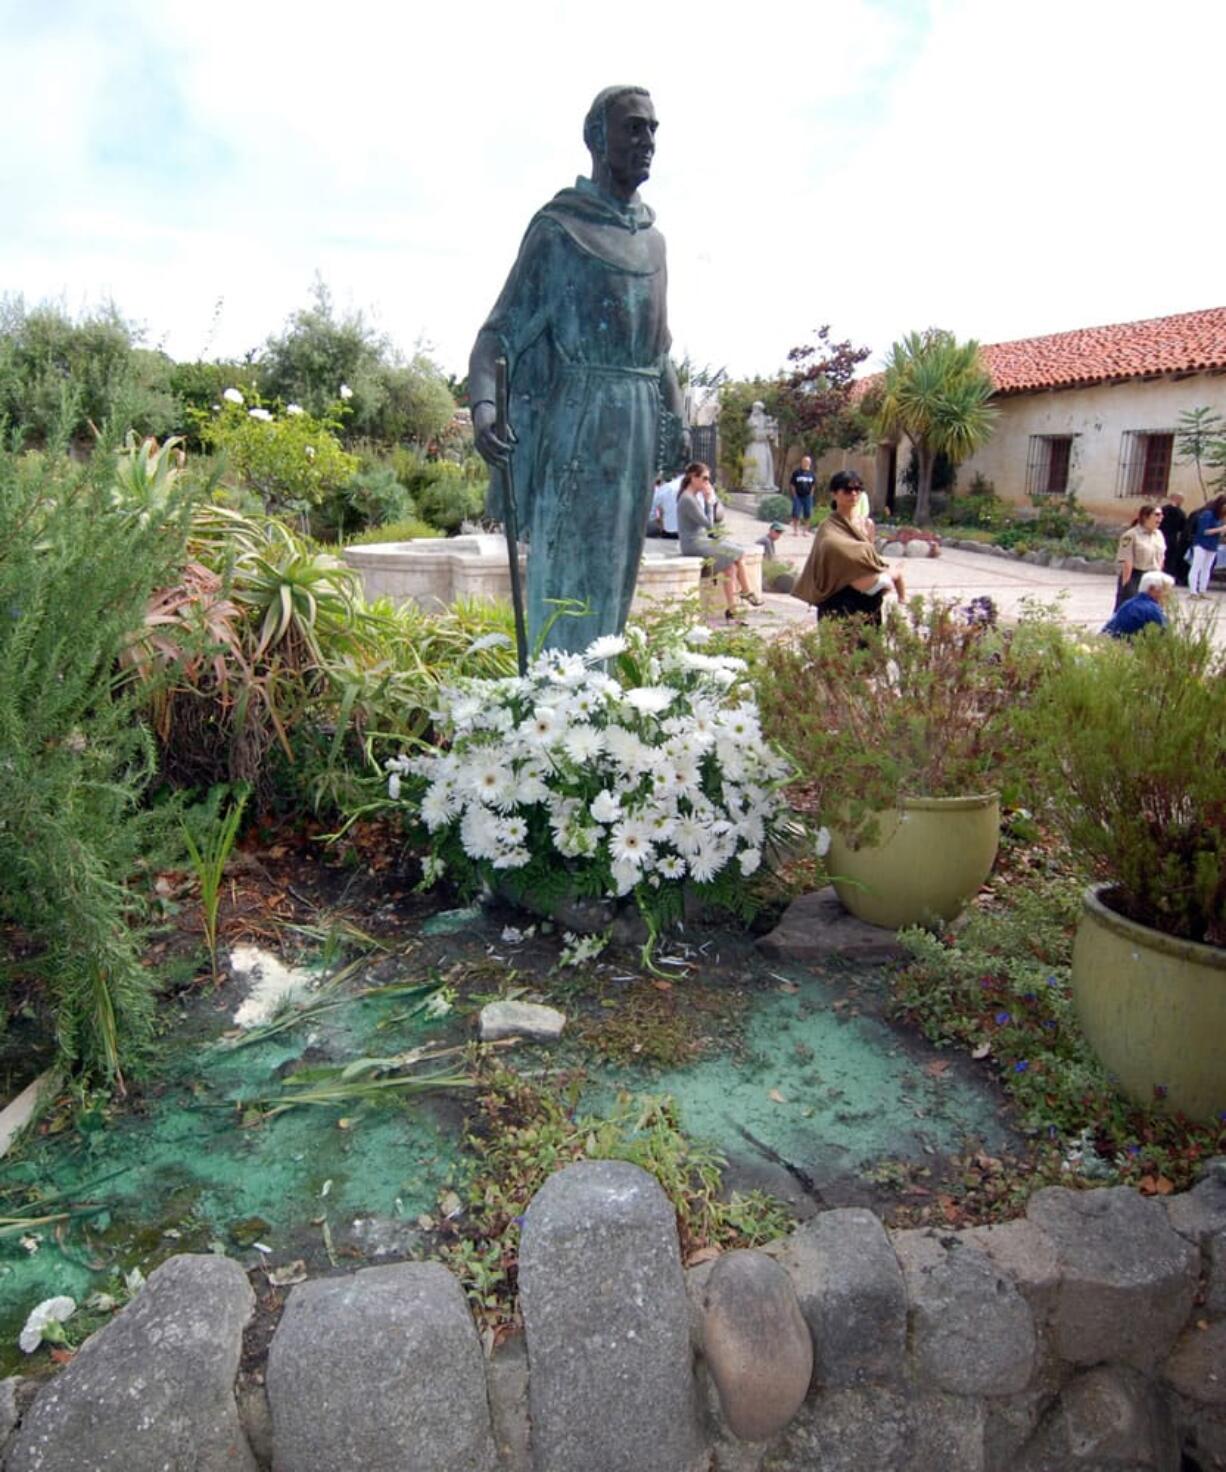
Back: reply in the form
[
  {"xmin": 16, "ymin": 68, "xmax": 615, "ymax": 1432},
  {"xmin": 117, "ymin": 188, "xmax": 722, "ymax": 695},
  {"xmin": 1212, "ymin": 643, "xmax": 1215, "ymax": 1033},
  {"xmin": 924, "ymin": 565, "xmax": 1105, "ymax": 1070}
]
[{"xmin": 1102, "ymin": 570, "xmax": 1175, "ymax": 638}]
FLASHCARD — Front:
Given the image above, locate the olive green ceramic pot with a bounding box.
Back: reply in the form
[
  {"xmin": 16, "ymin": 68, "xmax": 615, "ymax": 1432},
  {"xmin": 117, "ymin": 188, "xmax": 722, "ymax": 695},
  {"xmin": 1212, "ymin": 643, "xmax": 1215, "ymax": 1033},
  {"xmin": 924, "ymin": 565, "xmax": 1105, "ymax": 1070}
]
[
  {"xmin": 829, "ymin": 793, "xmax": 1000, "ymax": 930},
  {"xmin": 1072, "ymin": 885, "xmax": 1226, "ymax": 1123}
]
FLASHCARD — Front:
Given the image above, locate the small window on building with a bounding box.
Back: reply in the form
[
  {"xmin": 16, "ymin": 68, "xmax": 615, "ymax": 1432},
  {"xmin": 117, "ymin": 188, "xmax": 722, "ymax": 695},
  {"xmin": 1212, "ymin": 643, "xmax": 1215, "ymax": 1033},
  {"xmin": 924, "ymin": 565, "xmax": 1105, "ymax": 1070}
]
[
  {"xmin": 1026, "ymin": 435, "xmax": 1075, "ymax": 496},
  {"xmin": 1117, "ymin": 430, "xmax": 1176, "ymax": 499}
]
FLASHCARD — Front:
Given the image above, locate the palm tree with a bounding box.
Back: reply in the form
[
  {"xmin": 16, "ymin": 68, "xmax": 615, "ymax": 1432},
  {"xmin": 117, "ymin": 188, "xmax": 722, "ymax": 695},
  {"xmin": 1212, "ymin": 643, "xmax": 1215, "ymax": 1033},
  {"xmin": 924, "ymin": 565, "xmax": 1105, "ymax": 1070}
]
[{"xmin": 874, "ymin": 331, "xmax": 996, "ymax": 525}]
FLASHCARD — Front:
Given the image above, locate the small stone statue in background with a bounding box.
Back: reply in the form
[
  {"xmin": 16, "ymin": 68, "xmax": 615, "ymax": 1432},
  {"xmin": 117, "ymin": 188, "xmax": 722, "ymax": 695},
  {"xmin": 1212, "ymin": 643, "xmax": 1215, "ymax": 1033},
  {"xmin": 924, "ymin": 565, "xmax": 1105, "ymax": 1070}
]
[{"xmin": 744, "ymin": 400, "xmax": 778, "ymax": 491}]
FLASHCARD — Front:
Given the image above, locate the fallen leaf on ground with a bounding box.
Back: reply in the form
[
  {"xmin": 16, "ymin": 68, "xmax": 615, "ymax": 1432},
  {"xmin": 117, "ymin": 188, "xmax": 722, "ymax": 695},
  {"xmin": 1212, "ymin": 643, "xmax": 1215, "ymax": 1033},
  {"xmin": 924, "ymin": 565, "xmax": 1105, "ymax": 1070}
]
[
  {"xmin": 925, "ymin": 1060, "xmax": 951, "ymax": 1078},
  {"xmin": 267, "ymin": 1260, "xmax": 307, "ymax": 1287},
  {"xmin": 685, "ymin": 1246, "xmax": 722, "ymax": 1266},
  {"xmin": 971, "ymin": 1042, "xmax": 991, "ymax": 1060},
  {"xmin": 768, "ymin": 1089, "xmax": 786, "ymax": 1103}
]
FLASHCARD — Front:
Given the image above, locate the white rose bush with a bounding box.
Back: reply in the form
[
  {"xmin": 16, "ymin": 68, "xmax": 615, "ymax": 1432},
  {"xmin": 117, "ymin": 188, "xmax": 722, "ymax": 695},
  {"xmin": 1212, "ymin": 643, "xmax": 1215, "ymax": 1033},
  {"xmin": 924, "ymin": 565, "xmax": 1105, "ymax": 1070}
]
[{"xmin": 385, "ymin": 624, "xmax": 794, "ymax": 955}]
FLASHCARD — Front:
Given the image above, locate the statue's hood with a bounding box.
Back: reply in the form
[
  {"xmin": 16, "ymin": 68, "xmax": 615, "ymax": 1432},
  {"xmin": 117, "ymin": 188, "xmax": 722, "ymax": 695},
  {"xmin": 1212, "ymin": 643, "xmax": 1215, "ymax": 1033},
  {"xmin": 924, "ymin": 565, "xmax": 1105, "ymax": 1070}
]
[{"xmin": 535, "ymin": 176, "xmax": 661, "ymax": 274}]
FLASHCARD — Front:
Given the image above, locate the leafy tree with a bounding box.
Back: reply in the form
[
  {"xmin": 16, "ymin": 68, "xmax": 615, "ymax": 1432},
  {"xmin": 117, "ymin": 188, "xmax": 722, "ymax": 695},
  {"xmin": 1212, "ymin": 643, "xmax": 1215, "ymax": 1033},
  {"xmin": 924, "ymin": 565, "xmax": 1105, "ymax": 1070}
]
[
  {"xmin": 260, "ymin": 277, "xmax": 389, "ymax": 436},
  {"xmin": 1175, "ymin": 406, "xmax": 1226, "ymax": 506},
  {"xmin": 0, "ymin": 296, "xmax": 179, "ymax": 445},
  {"xmin": 779, "ymin": 325, "xmax": 871, "ymax": 459},
  {"xmin": 377, "ymin": 357, "xmax": 456, "ymax": 447},
  {"xmin": 874, "ymin": 330, "xmax": 996, "ymax": 525}
]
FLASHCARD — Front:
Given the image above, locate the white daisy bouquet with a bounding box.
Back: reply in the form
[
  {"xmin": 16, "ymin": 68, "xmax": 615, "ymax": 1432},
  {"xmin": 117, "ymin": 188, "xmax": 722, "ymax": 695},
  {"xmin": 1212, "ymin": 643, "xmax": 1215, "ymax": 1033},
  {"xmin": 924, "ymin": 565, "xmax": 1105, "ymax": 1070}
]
[{"xmin": 386, "ymin": 623, "xmax": 794, "ymax": 946}]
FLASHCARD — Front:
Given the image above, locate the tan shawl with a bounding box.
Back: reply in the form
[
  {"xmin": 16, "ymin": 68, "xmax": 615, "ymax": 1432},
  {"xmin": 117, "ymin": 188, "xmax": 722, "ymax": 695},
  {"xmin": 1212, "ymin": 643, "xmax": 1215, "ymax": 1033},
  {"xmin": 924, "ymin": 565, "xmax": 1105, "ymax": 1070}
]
[{"xmin": 792, "ymin": 513, "xmax": 888, "ymax": 606}]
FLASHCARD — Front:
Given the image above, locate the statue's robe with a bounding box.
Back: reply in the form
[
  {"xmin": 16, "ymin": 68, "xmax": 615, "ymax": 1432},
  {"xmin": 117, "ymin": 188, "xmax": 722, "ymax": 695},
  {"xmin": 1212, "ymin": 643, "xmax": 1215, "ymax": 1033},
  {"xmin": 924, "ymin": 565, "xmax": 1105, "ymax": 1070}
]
[{"xmin": 470, "ymin": 176, "xmax": 673, "ymax": 654}]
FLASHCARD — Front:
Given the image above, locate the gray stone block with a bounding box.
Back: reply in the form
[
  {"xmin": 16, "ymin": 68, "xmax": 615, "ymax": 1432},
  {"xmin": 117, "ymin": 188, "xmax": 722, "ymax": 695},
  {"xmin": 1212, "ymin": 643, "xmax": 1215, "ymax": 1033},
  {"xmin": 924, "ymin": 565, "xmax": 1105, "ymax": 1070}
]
[
  {"xmin": 882, "ymin": 541, "xmax": 906, "ymax": 557},
  {"xmin": 1167, "ymin": 1170, "xmax": 1226, "ymax": 1318},
  {"xmin": 478, "ymin": 1000, "xmax": 565, "ymax": 1042},
  {"xmin": 1163, "ymin": 1319, "xmax": 1226, "ymax": 1407},
  {"xmin": 486, "ymin": 1335, "xmax": 531, "ymax": 1472},
  {"xmin": 756, "ymin": 888, "xmax": 908, "ymax": 968},
  {"xmin": 1171, "ymin": 1393, "xmax": 1226, "ymax": 1472},
  {"xmin": 700, "ymin": 1250, "xmax": 811, "ymax": 1443},
  {"xmin": 1026, "ymin": 1185, "xmax": 1199, "ymax": 1369},
  {"xmin": 957, "ymin": 1218, "xmax": 1061, "ymax": 1325},
  {"xmin": 761, "ymin": 1388, "xmax": 986, "ymax": 1472},
  {"xmin": 519, "ymin": 1160, "xmax": 704, "ymax": 1472},
  {"xmin": 893, "ymin": 1229, "xmax": 1036, "ymax": 1396},
  {"xmin": 266, "ymin": 1262, "xmax": 495, "ymax": 1472},
  {"xmin": 1011, "ymin": 1365, "xmax": 1179, "ymax": 1470},
  {"xmin": 772, "ymin": 1207, "xmax": 906, "ymax": 1387},
  {"xmin": 5, "ymin": 1254, "xmax": 256, "ymax": 1472},
  {"xmin": 0, "ymin": 1378, "xmax": 20, "ymax": 1451}
]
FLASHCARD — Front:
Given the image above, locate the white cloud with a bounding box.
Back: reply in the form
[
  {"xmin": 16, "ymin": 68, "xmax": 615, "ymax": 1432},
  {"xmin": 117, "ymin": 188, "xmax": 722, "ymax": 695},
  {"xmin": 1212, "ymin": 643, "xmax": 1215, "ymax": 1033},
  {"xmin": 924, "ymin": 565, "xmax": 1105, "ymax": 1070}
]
[{"xmin": 1, "ymin": 0, "xmax": 1223, "ymax": 377}]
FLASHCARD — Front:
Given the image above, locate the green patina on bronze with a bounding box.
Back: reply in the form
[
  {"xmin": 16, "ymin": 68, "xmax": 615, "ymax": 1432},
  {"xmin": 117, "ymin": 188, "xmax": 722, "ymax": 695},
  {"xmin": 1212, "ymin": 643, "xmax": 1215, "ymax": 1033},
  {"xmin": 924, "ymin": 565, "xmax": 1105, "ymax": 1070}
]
[{"xmin": 469, "ymin": 85, "xmax": 686, "ymax": 655}]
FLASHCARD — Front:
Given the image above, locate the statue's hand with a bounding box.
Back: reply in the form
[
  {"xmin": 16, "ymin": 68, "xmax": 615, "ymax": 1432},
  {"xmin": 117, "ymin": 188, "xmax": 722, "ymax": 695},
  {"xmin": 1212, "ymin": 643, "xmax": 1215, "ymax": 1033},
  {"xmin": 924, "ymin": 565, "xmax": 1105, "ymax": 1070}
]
[{"xmin": 473, "ymin": 400, "xmax": 515, "ymax": 466}]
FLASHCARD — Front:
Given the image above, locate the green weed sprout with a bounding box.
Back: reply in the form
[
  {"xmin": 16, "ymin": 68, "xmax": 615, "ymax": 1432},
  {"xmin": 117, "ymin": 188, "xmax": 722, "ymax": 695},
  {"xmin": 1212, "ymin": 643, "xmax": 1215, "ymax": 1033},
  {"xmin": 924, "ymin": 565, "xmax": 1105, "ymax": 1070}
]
[{"xmin": 181, "ymin": 788, "xmax": 249, "ymax": 984}]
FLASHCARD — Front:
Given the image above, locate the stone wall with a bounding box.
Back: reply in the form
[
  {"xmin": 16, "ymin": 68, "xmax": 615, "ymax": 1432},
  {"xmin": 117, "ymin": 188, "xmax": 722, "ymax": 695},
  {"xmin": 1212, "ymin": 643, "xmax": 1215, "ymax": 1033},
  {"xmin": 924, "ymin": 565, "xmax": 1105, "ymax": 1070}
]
[{"xmin": 3, "ymin": 1159, "xmax": 1223, "ymax": 1471}]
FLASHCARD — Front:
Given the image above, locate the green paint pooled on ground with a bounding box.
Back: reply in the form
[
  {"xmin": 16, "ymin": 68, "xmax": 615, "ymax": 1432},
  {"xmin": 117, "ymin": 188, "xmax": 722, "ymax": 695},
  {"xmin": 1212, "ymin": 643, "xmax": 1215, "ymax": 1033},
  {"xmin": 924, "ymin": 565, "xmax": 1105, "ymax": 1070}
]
[
  {"xmin": 584, "ymin": 973, "xmax": 1012, "ymax": 1192},
  {"xmin": 0, "ymin": 981, "xmax": 467, "ymax": 1375}
]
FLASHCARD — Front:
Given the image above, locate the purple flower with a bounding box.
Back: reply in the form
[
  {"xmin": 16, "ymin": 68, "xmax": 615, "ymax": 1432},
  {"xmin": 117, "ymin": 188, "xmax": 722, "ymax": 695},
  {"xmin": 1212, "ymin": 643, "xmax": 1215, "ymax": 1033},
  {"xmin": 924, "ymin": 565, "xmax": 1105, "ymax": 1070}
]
[
  {"xmin": 1045, "ymin": 976, "xmax": 1060, "ymax": 987},
  {"xmin": 1042, "ymin": 1019, "xmax": 1058, "ymax": 1030},
  {"xmin": 1022, "ymin": 993, "xmax": 1037, "ymax": 1003},
  {"xmin": 1013, "ymin": 1060, "xmax": 1029, "ymax": 1074},
  {"xmin": 994, "ymin": 1011, "xmax": 1011, "ymax": 1025}
]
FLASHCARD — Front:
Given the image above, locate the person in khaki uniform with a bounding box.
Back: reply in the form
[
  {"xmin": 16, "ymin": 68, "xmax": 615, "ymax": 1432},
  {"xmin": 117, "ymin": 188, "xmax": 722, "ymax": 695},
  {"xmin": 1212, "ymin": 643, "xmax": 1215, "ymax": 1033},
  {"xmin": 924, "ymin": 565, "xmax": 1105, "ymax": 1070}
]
[{"xmin": 1114, "ymin": 505, "xmax": 1165, "ymax": 610}]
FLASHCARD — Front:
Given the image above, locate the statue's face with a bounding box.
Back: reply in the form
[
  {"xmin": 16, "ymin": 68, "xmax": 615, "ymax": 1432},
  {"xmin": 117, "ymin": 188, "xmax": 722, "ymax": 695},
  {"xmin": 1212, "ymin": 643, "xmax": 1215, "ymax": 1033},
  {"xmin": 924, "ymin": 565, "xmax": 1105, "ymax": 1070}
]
[{"xmin": 604, "ymin": 92, "xmax": 658, "ymax": 193}]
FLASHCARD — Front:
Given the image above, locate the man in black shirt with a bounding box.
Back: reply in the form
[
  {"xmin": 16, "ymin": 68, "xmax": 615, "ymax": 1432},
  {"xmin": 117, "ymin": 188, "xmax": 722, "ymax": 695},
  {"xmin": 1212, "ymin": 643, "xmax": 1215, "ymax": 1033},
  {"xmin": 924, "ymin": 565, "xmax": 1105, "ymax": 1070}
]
[{"xmin": 789, "ymin": 455, "xmax": 816, "ymax": 536}]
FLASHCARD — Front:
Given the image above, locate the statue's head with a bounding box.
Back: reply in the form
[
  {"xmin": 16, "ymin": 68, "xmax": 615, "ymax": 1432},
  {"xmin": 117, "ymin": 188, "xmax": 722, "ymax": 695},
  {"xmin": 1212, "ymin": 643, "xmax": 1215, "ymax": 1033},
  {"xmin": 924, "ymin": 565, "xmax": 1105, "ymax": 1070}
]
[{"xmin": 585, "ymin": 86, "xmax": 657, "ymax": 199}]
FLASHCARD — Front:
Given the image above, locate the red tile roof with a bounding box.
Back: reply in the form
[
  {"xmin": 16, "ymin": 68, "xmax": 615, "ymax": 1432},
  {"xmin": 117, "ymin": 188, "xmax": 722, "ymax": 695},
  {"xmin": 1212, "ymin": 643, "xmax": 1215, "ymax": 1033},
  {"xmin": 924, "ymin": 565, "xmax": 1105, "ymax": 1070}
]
[
  {"xmin": 855, "ymin": 308, "xmax": 1226, "ymax": 399},
  {"xmin": 982, "ymin": 307, "xmax": 1226, "ymax": 394}
]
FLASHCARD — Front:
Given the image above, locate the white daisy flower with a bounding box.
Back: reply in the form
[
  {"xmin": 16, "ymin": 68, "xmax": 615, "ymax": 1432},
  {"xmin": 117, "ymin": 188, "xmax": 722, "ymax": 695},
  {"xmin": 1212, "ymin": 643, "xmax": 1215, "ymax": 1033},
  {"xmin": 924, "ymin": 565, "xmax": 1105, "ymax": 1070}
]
[
  {"xmin": 518, "ymin": 707, "xmax": 564, "ymax": 748},
  {"xmin": 339, "ymin": 383, "xmax": 354, "ymax": 400},
  {"xmin": 387, "ymin": 773, "xmax": 402, "ymax": 801},
  {"xmin": 466, "ymin": 631, "xmax": 513, "ymax": 654},
  {"xmin": 609, "ymin": 818, "xmax": 654, "ymax": 867},
  {"xmin": 605, "ymin": 726, "xmax": 650, "ymax": 773},
  {"xmin": 683, "ymin": 623, "xmax": 712, "ymax": 645},
  {"xmin": 19, "ymin": 1297, "xmax": 75, "ymax": 1354},
  {"xmin": 671, "ymin": 814, "xmax": 707, "ymax": 855},
  {"xmin": 563, "ymin": 724, "xmax": 605, "ymax": 763},
  {"xmin": 688, "ymin": 843, "xmax": 723, "ymax": 884},
  {"xmin": 222, "ymin": 387, "xmax": 244, "ymax": 405},
  {"xmin": 624, "ymin": 685, "xmax": 675, "ymax": 715},
  {"xmin": 463, "ymin": 757, "xmax": 516, "ymax": 809},
  {"xmin": 248, "ymin": 407, "xmax": 273, "ymax": 422},
  {"xmin": 498, "ymin": 815, "xmax": 528, "ymax": 845},
  {"xmin": 590, "ymin": 789, "xmax": 622, "ymax": 824},
  {"xmin": 285, "ymin": 402, "xmax": 304, "ymax": 415},
  {"xmin": 420, "ymin": 783, "xmax": 461, "ymax": 831},
  {"xmin": 491, "ymin": 847, "xmax": 530, "ymax": 870},
  {"xmin": 657, "ymin": 853, "xmax": 686, "ymax": 880},
  {"xmin": 460, "ymin": 806, "xmax": 502, "ymax": 859},
  {"xmin": 738, "ymin": 847, "xmax": 762, "ymax": 877},
  {"xmin": 610, "ymin": 858, "xmax": 641, "ymax": 896},
  {"xmin": 583, "ymin": 633, "xmax": 627, "ymax": 663}
]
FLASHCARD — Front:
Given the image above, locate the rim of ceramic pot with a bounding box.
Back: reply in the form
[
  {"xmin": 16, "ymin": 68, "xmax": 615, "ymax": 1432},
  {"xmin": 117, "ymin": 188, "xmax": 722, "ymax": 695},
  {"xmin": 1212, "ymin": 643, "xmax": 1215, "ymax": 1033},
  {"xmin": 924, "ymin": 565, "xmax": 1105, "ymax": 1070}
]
[
  {"xmin": 895, "ymin": 792, "xmax": 999, "ymax": 813},
  {"xmin": 1082, "ymin": 884, "xmax": 1226, "ymax": 971}
]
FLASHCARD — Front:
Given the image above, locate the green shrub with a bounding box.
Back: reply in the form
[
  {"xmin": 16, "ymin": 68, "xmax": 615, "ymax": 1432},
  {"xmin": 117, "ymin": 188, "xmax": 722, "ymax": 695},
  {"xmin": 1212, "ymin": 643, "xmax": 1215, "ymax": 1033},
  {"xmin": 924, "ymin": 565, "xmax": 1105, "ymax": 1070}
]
[
  {"xmin": 311, "ymin": 462, "xmax": 415, "ymax": 542},
  {"xmin": 1028, "ymin": 489, "xmax": 1093, "ymax": 542},
  {"xmin": 1026, "ymin": 623, "xmax": 1226, "ymax": 945},
  {"xmin": 390, "ymin": 451, "xmax": 487, "ymax": 532},
  {"xmin": 756, "ymin": 492, "xmax": 792, "ymax": 523},
  {"xmin": 940, "ymin": 473, "xmax": 1005, "ymax": 529},
  {"xmin": 195, "ymin": 394, "xmax": 358, "ymax": 520},
  {"xmin": 0, "ymin": 446, "xmax": 188, "ymax": 1082},
  {"xmin": 757, "ymin": 601, "xmax": 1058, "ymax": 844},
  {"xmin": 343, "ymin": 517, "xmax": 440, "ymax": 546}
]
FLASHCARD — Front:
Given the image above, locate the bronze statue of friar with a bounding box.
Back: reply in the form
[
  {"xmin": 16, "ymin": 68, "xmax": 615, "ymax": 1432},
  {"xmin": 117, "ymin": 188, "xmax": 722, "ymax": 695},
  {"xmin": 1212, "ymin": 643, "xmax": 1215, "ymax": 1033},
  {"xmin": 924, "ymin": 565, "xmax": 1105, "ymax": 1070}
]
[{"xmin": 469, "ymin": 85, "xmax": 688, "ymax": 655}]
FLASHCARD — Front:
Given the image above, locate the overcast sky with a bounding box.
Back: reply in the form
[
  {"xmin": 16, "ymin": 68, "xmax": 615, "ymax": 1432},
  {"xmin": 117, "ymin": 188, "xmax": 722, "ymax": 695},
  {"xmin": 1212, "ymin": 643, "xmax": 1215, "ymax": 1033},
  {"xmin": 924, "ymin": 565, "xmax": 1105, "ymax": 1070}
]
[{"xmin": 3, "ymin": 0, "xmax": 1223, "ymax": 383}]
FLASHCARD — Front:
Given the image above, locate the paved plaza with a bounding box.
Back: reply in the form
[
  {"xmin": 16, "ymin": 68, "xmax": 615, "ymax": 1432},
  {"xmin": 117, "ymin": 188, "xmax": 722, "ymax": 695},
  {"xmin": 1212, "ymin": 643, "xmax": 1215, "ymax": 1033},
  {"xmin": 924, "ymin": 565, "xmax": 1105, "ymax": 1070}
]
[{"xmin": 720, "ymin": 506, "xmax": 1226, "ymax": 648}]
